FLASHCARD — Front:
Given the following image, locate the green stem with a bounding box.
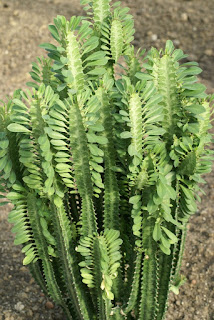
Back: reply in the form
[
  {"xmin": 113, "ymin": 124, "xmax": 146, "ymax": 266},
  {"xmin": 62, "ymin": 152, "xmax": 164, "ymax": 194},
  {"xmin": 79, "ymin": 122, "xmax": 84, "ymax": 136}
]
[
  {"xmin": 96, "ymin": 87, "xmax": 120, "ymax": 230},
  {"xmin": 93, "ymin": 237, "xmax": 108, "ymax": 320},
  {"xmin": 51, "ymin": 199, "xmax": 94, "ymax": 319},
  {"xmin": 68, "ymin": 99, "xmax": 97, "ymax": 236},
  {"xmin": 28, "ymin": 261, "xmax": 48, "ymax": 296},
  {"xmin": 139, "ymin": 217, "xmax": 158, "ymax": 320},
  {"xmin": 124, "ymin": 251, "xmax": 142, "ymax": 314},
  {"xmin": 26, "ymin": 193, "xmax": 72, "ymax": 319}
]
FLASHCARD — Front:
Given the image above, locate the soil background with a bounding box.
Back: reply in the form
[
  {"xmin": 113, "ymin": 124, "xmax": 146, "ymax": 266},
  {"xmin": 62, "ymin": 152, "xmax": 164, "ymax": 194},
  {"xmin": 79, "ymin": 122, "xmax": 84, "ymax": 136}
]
[{"xmin": 0, "ymin": 0, "xmax": 214, "ymax": 319}]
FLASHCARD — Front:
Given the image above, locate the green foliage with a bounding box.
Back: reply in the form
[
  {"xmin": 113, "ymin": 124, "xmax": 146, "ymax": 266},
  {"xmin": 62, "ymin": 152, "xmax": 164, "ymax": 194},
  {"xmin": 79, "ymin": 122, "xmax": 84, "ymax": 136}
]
[{"xmin": 0, "ymin": 1, "xmax": 213, "ymax": 319}]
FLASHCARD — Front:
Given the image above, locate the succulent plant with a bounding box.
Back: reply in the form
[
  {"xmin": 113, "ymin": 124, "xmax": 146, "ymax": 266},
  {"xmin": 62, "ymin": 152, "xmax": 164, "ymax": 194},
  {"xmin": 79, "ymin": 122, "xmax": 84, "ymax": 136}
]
[{"xmin": 0, "ymin": 0, "xmax": 213, "ymax": 319}]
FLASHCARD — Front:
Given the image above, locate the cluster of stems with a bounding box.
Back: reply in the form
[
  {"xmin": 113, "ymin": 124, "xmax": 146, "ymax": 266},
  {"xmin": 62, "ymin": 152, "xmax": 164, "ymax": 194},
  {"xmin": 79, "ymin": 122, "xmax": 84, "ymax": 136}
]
[{"xmin": 0, "ymin": 1, "xmax": 213, "ymax": 319}]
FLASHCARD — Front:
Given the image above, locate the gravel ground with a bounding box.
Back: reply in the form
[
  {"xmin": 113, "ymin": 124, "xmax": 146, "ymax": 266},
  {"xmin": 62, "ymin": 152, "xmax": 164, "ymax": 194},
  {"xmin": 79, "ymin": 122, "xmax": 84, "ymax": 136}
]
[{"xmin": 0, "ymin": 0, "xmax": 214, "ymax": 319}]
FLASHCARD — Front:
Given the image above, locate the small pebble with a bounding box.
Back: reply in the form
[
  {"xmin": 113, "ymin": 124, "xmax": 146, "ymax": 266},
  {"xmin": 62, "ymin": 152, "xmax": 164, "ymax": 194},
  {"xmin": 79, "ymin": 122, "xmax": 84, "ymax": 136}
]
[
  {"xmin": 205, "ymin": 49, "xmax": 213, "ymax": 56},
  {"xmin": 19, "ymin": 266, "xmax": 27, "ymax": 273},
  {"xmin": 14, "ymin": 302, "xmax": 24, "ymax": 312},
  {"xmin": 151, "ymin": 34, "xmax": 158, "ymax": 41},
  {"xmin": 25, "ymin": 286, "xmax": 31, "ymax": 292},
  {"xmin": 32, "ymin": 305, "xmax": 39, "ymax": 312},
  {"xmin": 181, "ymin": 13, "xmax": 188, "ymax": 21},
  {"xmin": 27, "ymin": 310, "xmax": 33, "ymax": 317},
  {"xmin": 45, "ymin": 301, "xmax": 54, "ymax": 309},
  {"xmin": 13, "ymin": 10, "xmax": 19, "ymax": 16},
  {"xmin": 173, "ymin": 39, "xmax": 180, "ymax": 46}
]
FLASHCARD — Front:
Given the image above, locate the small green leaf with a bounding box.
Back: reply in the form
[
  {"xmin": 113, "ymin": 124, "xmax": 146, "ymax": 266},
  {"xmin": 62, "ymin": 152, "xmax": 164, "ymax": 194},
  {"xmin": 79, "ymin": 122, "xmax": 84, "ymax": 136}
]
[
  {"xmin": 135, "ymin": 72, "xmax": 154, "ymax": 81},
  {"xmin": 12, "ymin": 99, "xmax": 28, "ymax": 109},
  {"xmin": 88, "ymin": 144, "xmax": 104, "ymax": 157},
  {"xmin": 172, "ymin": 49, "xmax": 188, "ymax": 61},
  {"xmin": 146, "ymin": 127, "xmax": 166, "ymax": 136},
  {"xmin": 48, "ymin": 246, "xmax": 57, "ymax": 257},
  {"xmin": 14, "ymin": 234, "xmax": 29, "ymax": 245},
  {"xmin": 57, "ymin": 83, "xmax": 67, "ymax": 92},
  {"xmin": 145, "ymin": 94, "xmax": 163, "ymax": 108},
  {"xmin": 89, "ymin": 124, "xmax": 104, "ymax": 132},
  {"xmin": 147, "ymin": 198, "xmax": 158, "ymax": 214},
  {"xmin": 48, "ymin": 25, "xmax": 60, "ymax": 42},
  {"xmin": 51, "ymin": 139, "xmax": 67, "ymax": 146},
  {"xmin": 153, "ymin": 222, "xmax": 162, "ymax": 241},
  {"xmin": 129, "ymin": 195, "xmax": 141, "ymax": 204},
  {"xmin": 90, "ymin": 161, "xmax": 104, "ymax": 173},
  {"xmin": 165, "ymin": 184, "xmax": 177, "ymax": 200},
  {"xmin": 182, "ymin": 83, "xmax": 206, "ymax": 97},
  {"xmin": 165, "ymin": 40, "xmax": 175, "ymax": 54},
  {"xmin": 181, "ymin": 66, "xmax": 202, "ymax": 77},
  {"xmin": 160, "ymin": 243, "xmax": 171, "ymax": 255},
  {"xmin": 23, "ymin": 251, "xmax": 36, "ymax": 265},
  {"xmin": 128, "ymin": 145, "xmax": 138, "ymax": 156},
  {"xmin": 29, "ymin": 72, "xmax": 41, "ymax": 82},
  {"xmin": 87, "ymin": 133, "xmax": 108, "ymax": 145},
  {"xmin": 26, "ymin": 82, "xmax": 39, "ymax": 89},
  {"xmin": 120, "ymin": 131, "xmax": 132, "ymax": 139},
  {"xmin": 54, "ymin": 195, "xmax": 63, "ymax": 208},
  {"xmin": 87, "ymin": 68, "xmax": 106, "ymax": 75},
  {"xmin": 157, "ymin": 180, "xmax": 166, "ymax": 198},
  {"xmin": 0, "ymin": 140, "xmax": 9, "ymax": 149},
  {"xmin": 55, "ymin": 151, "xmax": 70, "ymax": 158},
  {"xmin": 49, "ymin": 109, "xmax": 67, "ymax": 122},
  {"xmin": 0, "ymin": 149, "xmax": 7, "ymax": 157},
  {"xmin": 9, "ymin": 171, "xmax": 16, "ymax": 184},
  {"xmin": 82, "ymin": 36, "xmax": 99, "ymax": 55},
  {"xmin": 85, "ymin": 58, "xmax": 108, "ymax": 68},
  {"xmin": 0, "ymin": 156, "xmax": 7, "ymax": 171},
  {"xmin": 161, "ymin": 227, "xmax": 178, "ymax": 244},
  {"xmin": 3, "ymin": 159, "xmax": 12, "ymax": 174},
  {"xmin": 7, "ymin": 192, "xmax": 25, "ymax": 201},
  {"xmin": 56, "ymin": 163, "xmax": 71, "ymax": 171},
  {"xmin": 47, "ymin": 131, "xmax": 67, "ymax": 140},
  {"xmin": 142, "ymin": 63, "xmax": 153, "ymax": 70},
  {"xmin": 7, "ymin": 123, "xmax": 30, "ymax": 133},
  {"xmin": 39, "ymin": 43, "xmax": 57, "ymax": 51},
  {"xmin": 85, "ymin": 51, "xmax": 106, "ymax": 61},
  {"xmin": 186, "ymin": 104, "xmax": 206, "ymax": 114},
  {"xmin": 21, "ymin": 244, "xmax": 32, "ymax": 253},
  {"xmin": 119, "ymin": 110, "xmax": 129, "ymax": 116}
]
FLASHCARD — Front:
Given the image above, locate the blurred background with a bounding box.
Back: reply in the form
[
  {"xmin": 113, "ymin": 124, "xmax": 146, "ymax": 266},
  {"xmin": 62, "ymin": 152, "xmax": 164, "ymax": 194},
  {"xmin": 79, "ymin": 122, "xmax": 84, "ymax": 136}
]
[{"xmin": 0, "ymin": 0, "xmax": 213, "ymax": 319}]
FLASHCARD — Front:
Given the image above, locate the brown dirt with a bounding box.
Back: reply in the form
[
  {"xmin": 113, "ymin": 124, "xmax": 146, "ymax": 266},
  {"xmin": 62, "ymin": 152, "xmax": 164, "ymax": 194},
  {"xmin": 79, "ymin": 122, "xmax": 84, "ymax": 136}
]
[{"xmin": 0, "ymin": 0, "xmax": 214, "ymax": 319}]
